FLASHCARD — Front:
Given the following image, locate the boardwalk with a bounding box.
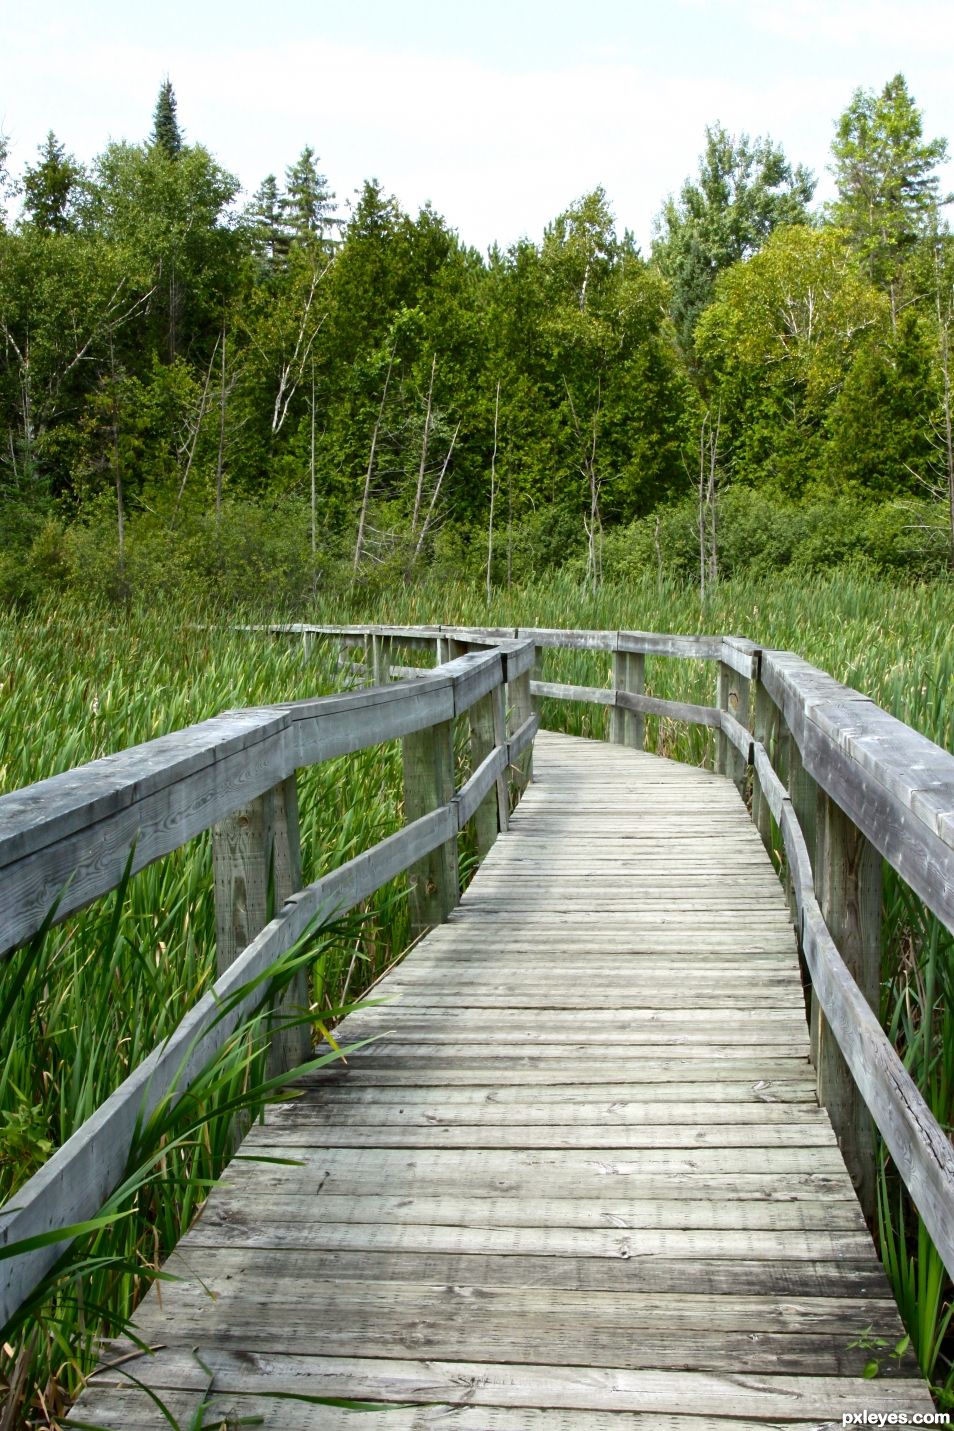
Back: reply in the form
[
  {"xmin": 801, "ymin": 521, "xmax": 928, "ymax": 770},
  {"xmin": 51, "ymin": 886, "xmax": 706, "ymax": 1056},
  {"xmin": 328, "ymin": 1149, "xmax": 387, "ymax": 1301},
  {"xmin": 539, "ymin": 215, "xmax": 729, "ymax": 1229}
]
[{"xmin": 69, "ymin": 732, "xmax": 934, "ymax": 1428}]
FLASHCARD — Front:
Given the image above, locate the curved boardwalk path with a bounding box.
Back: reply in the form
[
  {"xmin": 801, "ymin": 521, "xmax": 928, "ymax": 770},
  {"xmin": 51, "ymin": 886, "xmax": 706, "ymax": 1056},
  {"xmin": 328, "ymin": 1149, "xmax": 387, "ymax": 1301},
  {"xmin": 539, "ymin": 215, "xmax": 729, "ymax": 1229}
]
[{"xmin": 70, "ymin": 733, "xmax": 934, "ymax": 1428}]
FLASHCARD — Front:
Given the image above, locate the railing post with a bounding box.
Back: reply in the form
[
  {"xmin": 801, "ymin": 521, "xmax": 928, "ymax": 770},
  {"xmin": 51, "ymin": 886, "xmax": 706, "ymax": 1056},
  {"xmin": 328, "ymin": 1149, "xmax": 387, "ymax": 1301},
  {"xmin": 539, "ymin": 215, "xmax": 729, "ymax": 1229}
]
[
  {"xmin": 468, "ymin": 686, "xmax": 509, "ymax": 858},
  {"xmin": 611, "ymin": 650, "xmax": 645, "ymax": 750},
  {"xmin": 813, "ymin": 790, "xmax": 881, "ymax": 1219},
  {"xmin": 212, "ymin": 775, "xmax": 310, "ymax": 1076},
  {"xmin": 371, "ymin": 632, "xmax": 391, "ymax": 685},
  {"xmin": 787, "ymin": 735, "xmax": 818, "ymax": 889},
  {"xmin": 402, "ymin": 719, "xmax": 459, "ymax": 940},
  {"xmin": 751, "ymin": 678, "xmax": 776, "ymax": 855},
  {"xmin": 531, "ymin": 644, "xmax": 544, "ymax": 722},
  {"xmin": 717, "ymin": 662, "xmax": 749, "ymax": 792},
  {"xmin": 508, "ymin": 663, "xmax": 534, "ymax": 798}
]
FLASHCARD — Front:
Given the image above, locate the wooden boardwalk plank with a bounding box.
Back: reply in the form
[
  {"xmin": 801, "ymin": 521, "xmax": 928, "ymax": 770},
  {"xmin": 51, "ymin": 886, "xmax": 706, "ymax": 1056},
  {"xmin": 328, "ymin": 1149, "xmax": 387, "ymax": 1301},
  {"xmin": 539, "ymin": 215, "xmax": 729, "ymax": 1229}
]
[{"xmin": 68, "ymin": 732, "xmax": 934, "ymax": 1426}]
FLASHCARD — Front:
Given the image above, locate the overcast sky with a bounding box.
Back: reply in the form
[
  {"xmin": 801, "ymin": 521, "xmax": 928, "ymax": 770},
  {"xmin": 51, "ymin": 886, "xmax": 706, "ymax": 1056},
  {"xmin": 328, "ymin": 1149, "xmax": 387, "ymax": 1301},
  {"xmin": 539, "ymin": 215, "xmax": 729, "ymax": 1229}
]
[{"xmin": 2, "ymin": 0, "xmax": 953, "ymax": 254}]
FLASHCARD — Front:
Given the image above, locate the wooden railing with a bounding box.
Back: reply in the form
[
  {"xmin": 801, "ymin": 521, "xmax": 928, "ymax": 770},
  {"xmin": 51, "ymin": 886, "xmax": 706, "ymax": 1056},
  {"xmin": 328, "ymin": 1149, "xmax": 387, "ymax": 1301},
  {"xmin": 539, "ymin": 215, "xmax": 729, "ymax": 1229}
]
[
  {"xmin": 265, "ymin": 622, "xmax": 954, "ymax": 1284},
  {"xmin": 3, "ymin": 620, "xmax": 954, "ymax": 1331},
  {"xmin": 0, "ymin": 639, "xmax": 538, "ymax": 1327}
]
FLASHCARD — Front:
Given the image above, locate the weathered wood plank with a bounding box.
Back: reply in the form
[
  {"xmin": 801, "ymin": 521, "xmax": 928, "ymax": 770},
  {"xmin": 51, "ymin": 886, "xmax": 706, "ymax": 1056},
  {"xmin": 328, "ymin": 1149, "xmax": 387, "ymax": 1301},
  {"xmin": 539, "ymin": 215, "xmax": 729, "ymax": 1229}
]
[
  {"xmin": 71, "ymin": 1350, "xmax": 937, "ymax": 1417},
  {"xmin": 0, "ymin": 711, "xmax": 293, "ymax": 954},
  {"xmin": 212, "ymin": 774, "xmax": 310, "ymax": 1075},
  {"xmin": 71, "ymin": 1387, "xmax": 855, "ymax": 1429},
  {"xmin": 619, "ymin": 630, "xmax": 723, "ymax": 660},
  {"xmin": 778, "ymin": 796, "xmax": 954, "ymax": 1282},
  {"xmin": 402, "ymin": 719, "xmax": 459, "ymax": 938},
  {"xmin": 760, "ymin": 648, "xmax": 954, "ymax": 929}
]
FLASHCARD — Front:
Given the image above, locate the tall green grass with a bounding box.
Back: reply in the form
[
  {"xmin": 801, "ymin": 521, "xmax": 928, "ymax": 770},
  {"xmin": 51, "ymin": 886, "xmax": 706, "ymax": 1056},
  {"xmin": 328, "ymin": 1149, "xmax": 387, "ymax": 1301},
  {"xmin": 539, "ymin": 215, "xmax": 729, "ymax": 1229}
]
[
  {"xmin": 1, "ymin": 570, "xmax": 953, "ymax": 1417},
  {"xmin": 0, "ymin": 605, "xmax": 412, "ymax": 1426}
]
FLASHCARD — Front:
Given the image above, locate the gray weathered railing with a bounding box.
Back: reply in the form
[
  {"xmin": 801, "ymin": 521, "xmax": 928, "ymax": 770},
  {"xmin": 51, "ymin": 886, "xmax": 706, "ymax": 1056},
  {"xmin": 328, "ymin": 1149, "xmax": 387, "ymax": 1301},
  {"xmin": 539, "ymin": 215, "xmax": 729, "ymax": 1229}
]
[
  {"xmin": 0, "ymin": 639, "xmax": 538, "ymax": 1327},
  {"xmin": 268, "ymin": 622, "xmax": 954, "ymax": 1285}
]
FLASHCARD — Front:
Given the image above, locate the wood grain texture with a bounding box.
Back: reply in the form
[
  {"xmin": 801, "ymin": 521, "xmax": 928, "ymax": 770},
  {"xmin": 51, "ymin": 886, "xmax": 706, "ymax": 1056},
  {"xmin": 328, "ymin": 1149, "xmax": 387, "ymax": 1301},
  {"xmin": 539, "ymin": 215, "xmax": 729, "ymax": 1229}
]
[{"xmin": 66, "ymin": 730, "xmax": 931, "ymax": 1428}]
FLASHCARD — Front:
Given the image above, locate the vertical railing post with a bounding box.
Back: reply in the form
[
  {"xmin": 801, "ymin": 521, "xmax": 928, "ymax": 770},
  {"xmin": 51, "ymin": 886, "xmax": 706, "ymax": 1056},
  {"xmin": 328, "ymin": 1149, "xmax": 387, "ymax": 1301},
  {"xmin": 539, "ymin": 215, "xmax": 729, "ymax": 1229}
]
[
  {"xmin": 531, "ymin": 644, "xmax": 544, "ymax": 723},
  {"xmin": 787, "ymin": 740, "xmax": 818, "ymax": 869},
  {"xmin": 507, "ymin": 659, "xmax": 534, "ymax": 799},
  {"xmin": 371, "ymin": 632, "xmax": 391, "ymax": 685},
  {"xmin": 751, "ymin": 676, "xmax": 776, "ymax": 855},
  {"xmin": 468, "ymin": 681, "xmax": 509, "ymax": 858},
  {"xmin": 402, "ymin": 719, "xmax": 459, "ymax": 941},
  {"xmin": 611, "ymin": 648, "xmax": 645, "ymax": 750},
  {"xmin": 717, "ymin": 661, "xmax": 749, "ymax": 792},
  {"xmin": 812, "ymin": 791, "xmax": 881, "ymax": 1219},
  {"xmin": 212, "ymin": 775, "xmax": 310, "ymax": 1076}
]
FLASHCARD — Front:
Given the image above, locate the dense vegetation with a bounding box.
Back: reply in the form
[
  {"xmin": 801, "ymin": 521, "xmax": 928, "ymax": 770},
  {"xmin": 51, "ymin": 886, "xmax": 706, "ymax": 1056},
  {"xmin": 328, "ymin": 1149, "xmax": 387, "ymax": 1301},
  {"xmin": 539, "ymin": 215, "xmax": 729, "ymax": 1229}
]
[{"xmin": 1, "ymin": 74, "xmax": 953, "ymax": 607}]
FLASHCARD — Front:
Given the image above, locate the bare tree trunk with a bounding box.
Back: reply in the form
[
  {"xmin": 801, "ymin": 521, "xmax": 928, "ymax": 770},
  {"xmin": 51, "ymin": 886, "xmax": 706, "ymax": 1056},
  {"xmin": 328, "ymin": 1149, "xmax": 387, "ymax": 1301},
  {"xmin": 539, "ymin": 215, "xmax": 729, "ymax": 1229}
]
[
  {"xmin": 935, "ymin": 252, "xmax": 954, "ymax": 568},
  {"xmin": 173, "ymin": 334, "xmax": 219, "ymax": 525},
  {"xmin": 708, "ymin": 404, "xmax": 720, "ymax": 589},
  {"xmin": 587, "ymin": 399, "xmax": 602, "ymax": 594},
  {"xmin": 108, "ymin": 334, "xmax": 126, "ymax": 596},
  {"xmin": 411, "ymin": 353, "xmax": 436, "ymax": 537},
  {"xmin": 215, "ymin": 325, "xmax": 227, "ymax": 532},
  {"xmin": 415, "ymin": 421, "xmax": 460, "ymax": 560},
  {"xmin": 507, "ymin": 454, "xmax": 513, "ymax": 590},
  {"xmin": 564, "ymin": 378, "xmax": 603, "ymax": 595},
  {"xmin": 353, "ymin": 348, "xmax": 395, "ymax": 577},
  {"xmin": 272, "ymin": 259, "xmax": 331, "ymax": 435},
  {"xmin": 486, "ymin": 380, "xmax": 500, "ymax": 606},
  {"xmin": 698, "ymin": 407, "xmax": 720, "ymax": 598},
  {"xmin": 309, "ymin": 360, "xmax": 317, "ymax": 561},
  {"xmin": 698, "ymin": 412, "xmax": 708, "ymax": 601}
]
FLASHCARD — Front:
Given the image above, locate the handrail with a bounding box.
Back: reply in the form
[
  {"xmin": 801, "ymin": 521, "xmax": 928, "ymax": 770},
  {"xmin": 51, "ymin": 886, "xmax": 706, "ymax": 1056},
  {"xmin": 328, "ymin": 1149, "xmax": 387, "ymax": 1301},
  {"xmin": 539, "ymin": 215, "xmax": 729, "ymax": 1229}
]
[
  {"xmin": 0, "ymin": 646, "xmax": 532, "ymax": 957},
  {"xmin": 4, "ymin": 618, "xmax": 954, "ymax": 1329},
  {"xmin": 0, "ymin": 640, "xmax": 538, "ymax": 1326}
]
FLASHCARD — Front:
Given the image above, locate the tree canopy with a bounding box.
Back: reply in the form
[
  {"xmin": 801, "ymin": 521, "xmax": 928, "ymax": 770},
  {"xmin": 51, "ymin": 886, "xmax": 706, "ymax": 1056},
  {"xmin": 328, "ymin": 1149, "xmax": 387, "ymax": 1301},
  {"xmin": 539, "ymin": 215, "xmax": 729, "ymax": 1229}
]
[{"xmin": 2, "ymin": 73, "xmax": 953, "ymax": 602}]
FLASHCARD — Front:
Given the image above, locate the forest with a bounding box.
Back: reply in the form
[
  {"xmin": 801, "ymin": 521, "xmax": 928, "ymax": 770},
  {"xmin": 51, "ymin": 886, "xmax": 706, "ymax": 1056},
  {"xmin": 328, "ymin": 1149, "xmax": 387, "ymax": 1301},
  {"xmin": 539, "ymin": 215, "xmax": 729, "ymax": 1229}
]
[{"xmin": 1, "ymin": 73, "xmax": 953, "ymax": 607}]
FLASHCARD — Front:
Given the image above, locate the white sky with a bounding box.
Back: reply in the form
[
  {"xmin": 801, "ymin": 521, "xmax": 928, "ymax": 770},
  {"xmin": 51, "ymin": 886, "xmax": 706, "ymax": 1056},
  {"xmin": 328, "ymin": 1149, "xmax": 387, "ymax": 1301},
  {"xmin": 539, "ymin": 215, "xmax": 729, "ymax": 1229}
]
[{"xmin": 2, "ymin": 0, "xmax": 953, "ymax": 254}]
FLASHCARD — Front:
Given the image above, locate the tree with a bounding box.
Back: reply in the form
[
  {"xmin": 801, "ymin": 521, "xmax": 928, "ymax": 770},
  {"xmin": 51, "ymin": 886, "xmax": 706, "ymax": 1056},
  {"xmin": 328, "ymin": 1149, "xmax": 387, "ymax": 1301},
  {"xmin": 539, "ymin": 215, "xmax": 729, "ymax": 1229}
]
[
  {"xmin": 652, "ymin": 124, "xmax": 816, "ymax": 350},
  {"xmin": 0, "ymin": 130, "xmax": 11, "ymax": 228},
  {"xmin": 151, "ymin": 79, "xmax": 183, "ymax": 158},
  {"xmin": 695, "ymin": 226, "xmax": 884, "ymax": 495},
  {"xmin": 90, "ymin": 139, "xmax": 242, "ymax": 361},
  {"xmin": 22, "ymin": 132, "xmax": 83, "ymax": 234},
  {"xmin": 830, "ymin": 74, "xmax": 950, "ymax": 292},
  {"xmin": 282, "ymin": 147, "xmax": 338, "ymax": 247},
  {"xmin": 250, "ymin": 173, "xmax": 286, "ymax": 264}
]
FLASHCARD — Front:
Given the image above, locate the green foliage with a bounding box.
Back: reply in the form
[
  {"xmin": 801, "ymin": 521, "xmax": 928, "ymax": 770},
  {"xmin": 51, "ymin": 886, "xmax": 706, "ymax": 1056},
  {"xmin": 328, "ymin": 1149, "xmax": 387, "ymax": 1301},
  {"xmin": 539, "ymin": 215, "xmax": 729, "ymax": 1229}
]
[
  {"xmin": 652, "ymin": 123, "xmax": 816, "ymax": 349},
  {"xmin": 150, "ymin": 79, "xmax": 183, "ymax": 159},
  {"xmin": 825, "ymin": 311, "xmax": 940, "ymax": 494},
  {"xmin": 831, "ymin": 73, "xmax": 950, "ymax": 287},
  {"xmin": 21, "ymin": 132, "xmax": 84, "ymax": 234},
  {"xmin": 595, "ymin": 488, "xmax": 951, "ymax": 585},
  {"xmin": 282, "ymin": 145, "xmax": 338, "ymax": 246},
  {"xmin": 695, "ymin": 226, "xmax": 887, "ymax": 494}
]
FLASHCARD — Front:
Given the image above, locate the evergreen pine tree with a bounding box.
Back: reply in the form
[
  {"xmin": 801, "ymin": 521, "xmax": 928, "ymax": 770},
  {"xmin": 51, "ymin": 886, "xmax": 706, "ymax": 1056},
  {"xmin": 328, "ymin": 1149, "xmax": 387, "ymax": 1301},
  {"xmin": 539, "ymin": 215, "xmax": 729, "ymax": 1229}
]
[
  {"xmin": 831, "ymin": 74, "xmax": 950, "ymax": 286},
  {"xmin": 151, "ymin": 79, "xmax": 183, "ymax": 158},
  {"xmin": 282, "ymin": 147, "xmax": 338, "ymax": 245},
  {"xmin": 23, "ymin": 132, "xmax": 83, "ymax": 233},
  {"xmin": 251, "ymin": 173, "xmax": 288, "ymax": 262}
]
